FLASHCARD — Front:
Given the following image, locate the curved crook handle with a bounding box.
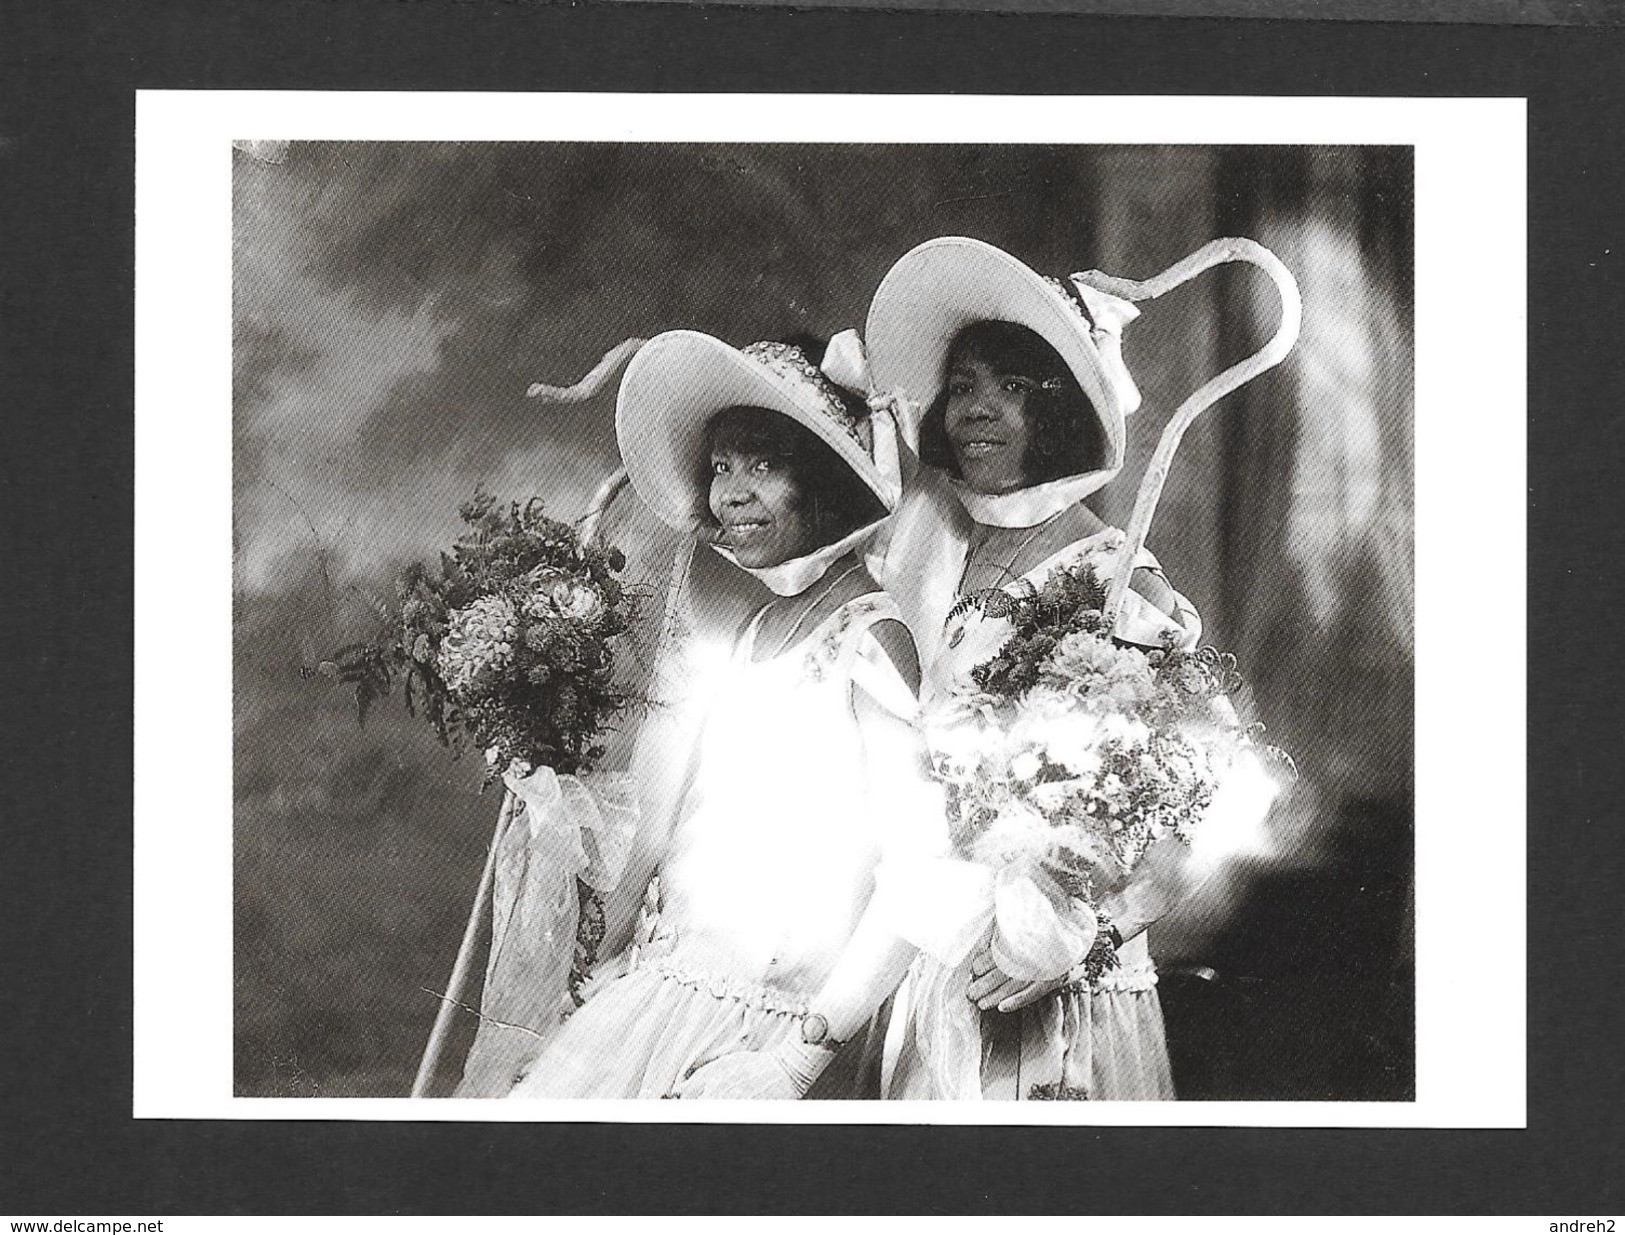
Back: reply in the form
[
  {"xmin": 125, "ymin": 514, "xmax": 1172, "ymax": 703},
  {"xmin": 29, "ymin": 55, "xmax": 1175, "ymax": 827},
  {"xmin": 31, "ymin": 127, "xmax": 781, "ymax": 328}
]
[
  {"xmin": 525, "ymin": 337, "xmax": 645, "ymax": 403},
  {"xmin": 1074, "ymin": 238, "xmax": 1302, "ymax": 628},
  {"xmin": 579, "ymin": 466, "xmax": 630, "ymax": 549},
  {"xmin": 523, "ymin": 337, "xmax": 645, "ymax": 546}
]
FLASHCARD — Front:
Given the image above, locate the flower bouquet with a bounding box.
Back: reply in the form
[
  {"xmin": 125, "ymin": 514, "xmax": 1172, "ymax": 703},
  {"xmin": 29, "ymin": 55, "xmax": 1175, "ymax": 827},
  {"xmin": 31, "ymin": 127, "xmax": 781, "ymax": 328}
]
[
  {"xmin": 323, "ymin": 489, "xmax": 638, "ymax": 780},
  {"xmin": 926, "ymin": 558, "xmax": 1289, "ymax": 986},
  {"xmin": 320, "ymin": 488, "xmax": 644, "ymax": 1095}
]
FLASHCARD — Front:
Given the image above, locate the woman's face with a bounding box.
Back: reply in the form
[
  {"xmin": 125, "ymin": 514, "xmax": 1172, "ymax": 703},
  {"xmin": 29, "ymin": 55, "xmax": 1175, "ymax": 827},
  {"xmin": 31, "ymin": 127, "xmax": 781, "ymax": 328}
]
[
  {"xmin": 942, "ymin": 353, "xmax": 1038, "ymax": 495},
  {"xmin": 708, "ymin": 427, "xmax": 817, "ymax": 568}
]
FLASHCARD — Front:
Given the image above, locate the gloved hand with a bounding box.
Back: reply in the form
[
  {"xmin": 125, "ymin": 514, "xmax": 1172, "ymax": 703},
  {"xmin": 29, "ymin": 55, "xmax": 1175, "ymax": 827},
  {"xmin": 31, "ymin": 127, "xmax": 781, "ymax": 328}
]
[
  {"xmin": 965, "ymin": 943, "xmax": 1069, "ymax": 1012},
  {"xmin": 667, "ymin": 1036, "xmax": 834, "ymax": 1100},
  {"xmin": 987, "ymin": 866, "xmax": 1097, "ymax": 984}
]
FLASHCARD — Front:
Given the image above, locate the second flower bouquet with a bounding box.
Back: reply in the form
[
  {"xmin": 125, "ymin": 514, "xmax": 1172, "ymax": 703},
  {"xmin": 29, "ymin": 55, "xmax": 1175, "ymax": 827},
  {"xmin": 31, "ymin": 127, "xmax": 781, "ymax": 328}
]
[{"xmin": 926, "ymin": 556, "xmax": 1288, "ymax": 983}]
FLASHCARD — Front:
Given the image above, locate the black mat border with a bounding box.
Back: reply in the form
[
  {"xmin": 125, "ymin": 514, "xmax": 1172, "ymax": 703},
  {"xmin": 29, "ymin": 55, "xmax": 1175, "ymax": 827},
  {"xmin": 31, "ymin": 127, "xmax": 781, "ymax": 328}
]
[
  {"xmin": 1, "ymin": 0, "xmax": 1618, "ymax": 1217},
  {"xmin": 597, "ymin": 0, "xmax": 1625, "ymax": 25}
]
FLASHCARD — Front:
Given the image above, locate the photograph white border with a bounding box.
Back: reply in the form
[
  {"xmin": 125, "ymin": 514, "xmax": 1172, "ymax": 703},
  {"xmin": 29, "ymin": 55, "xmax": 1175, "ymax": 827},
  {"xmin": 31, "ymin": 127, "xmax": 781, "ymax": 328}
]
[{"xmin": 134, "ymin": 90, "xmax": 1526, "ymax": 1125}]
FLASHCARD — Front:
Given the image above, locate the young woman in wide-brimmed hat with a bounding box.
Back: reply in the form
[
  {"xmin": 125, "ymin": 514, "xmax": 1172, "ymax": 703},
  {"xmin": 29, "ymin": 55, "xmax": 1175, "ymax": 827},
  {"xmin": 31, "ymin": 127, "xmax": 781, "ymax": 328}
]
[
  {"xmin": 505, "ymin": 332, "xmax": 948, "ymax": 1101},
  {"xmin": 860, "ymin": 237, "xmax": 1206, "ymax": 1101}
]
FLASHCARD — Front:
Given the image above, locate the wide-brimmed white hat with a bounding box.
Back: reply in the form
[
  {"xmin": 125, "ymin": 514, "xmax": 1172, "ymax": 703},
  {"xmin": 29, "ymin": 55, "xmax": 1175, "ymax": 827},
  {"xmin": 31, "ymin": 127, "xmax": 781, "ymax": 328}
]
[
  {"xmin": 616, "ymin": 330, "xmax": 898, "ymax": 533},
  {"xmin": 865, "ymin": 237, "xmax": 1144, "ymax": 478}
]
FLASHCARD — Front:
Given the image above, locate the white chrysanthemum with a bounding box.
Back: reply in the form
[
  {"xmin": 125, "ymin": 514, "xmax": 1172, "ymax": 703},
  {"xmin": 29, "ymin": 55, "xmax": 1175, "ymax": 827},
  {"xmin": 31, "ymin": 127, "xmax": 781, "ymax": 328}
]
[
  {"xmin": 1028, "ymin": 777, "xmax": 1085, "ymax": 814},
  {"xmin": 524, "ymin": 571, "xmax": 605, "ymax": 624},
  {"xmin": 438, "ymin": 595, "xmax": 519, "ymax": 694},
  {"xmin": 1012, "ymin": 686, "xmax": 1076, "ymax": 744},
  {"xmin": 1098, "ymin": 710, "xmax": 1150, "ymax": 747},
  {"xmin": 1015, "ymin": 682, "xmax": 1075, "ymax": 722},
  {"xmin": 968, "ymin": 799, "xmax": 1054, "ymax": 867},
  {"xmin": 1047, "ymin": 630, "xmax": 1119, "ymax": 679},
  {"xmin": 1009, "ymin": 692, "xmax": 1107, "ymax": 778},
  {"xmin": 553, "ymin": 579, "xmax": 605, "ymax": 622},
  {"xmin": 1046, "ymin": 630, "xmax": 1157, "ymax": 708},
  {"xmin": 1009, "ymin": 750, "xmax": 1043, "ymax": 782}
]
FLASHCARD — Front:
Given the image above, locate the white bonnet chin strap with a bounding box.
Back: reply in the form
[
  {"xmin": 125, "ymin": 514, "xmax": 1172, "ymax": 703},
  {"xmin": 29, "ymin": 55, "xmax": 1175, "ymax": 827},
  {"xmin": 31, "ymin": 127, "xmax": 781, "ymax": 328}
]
[
  {"xmin": 710, "ymin": 518, "xmax": 885, "ymax": 597},
  {"xmin": 949, "ymin": 467, "xmax": 1119, "ymax": 529}
]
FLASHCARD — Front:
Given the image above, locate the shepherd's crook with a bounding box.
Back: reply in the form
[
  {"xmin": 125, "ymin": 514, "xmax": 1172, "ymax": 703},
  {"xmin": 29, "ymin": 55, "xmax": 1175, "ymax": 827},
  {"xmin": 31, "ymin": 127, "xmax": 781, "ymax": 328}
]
[
  {"xmin": 410, "ymin": 340, "xmax": 645, "ymax": 1098},
  {"xmin": 534, "ymin": 338, "xmax": 638, "ymax": 546},
  {"xmin": 525, "ymin": 337, "xmax": 645, "ymax": 403},
  {"xmin": 579, "ymin": 468, "xmax": 630, "ymax": 549},
  {"xmin": 411, "ymin": 790, "xmax": 518, "ymax": 1098},
  {"xmin": 1077, "ymin": 238, "xmax": 1302, "ymax": 630}
]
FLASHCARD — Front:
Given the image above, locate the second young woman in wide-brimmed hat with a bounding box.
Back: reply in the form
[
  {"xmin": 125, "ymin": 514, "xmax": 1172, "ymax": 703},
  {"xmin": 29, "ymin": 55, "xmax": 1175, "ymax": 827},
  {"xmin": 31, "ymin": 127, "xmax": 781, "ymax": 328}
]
[
  {"xmin": 860, "ymin": 237, "xmax": 1206, "ymax": 1102},
  {"xmin": 506, "ymin": 331, "xmax": 951, "ymax": 1101},
  {"xmin": 865, "ymin": 235, "xmax": 1200, "ymax": 673}
]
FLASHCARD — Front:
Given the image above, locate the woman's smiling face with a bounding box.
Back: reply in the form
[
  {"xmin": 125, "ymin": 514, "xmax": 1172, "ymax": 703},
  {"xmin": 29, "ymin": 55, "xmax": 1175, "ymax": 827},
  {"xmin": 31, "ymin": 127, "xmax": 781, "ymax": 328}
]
[
  {"xmin": 708, "ymin": 421, "xmax": 817, "ymax": 569},
  {"xmin": 942, "ymin": 354, "xmax": 1038, "ymax": 495}
]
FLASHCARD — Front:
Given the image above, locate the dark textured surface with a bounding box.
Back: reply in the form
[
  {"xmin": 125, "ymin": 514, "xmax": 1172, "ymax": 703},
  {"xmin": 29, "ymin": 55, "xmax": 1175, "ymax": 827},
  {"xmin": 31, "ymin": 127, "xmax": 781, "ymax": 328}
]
[
  {"xmin": 4, "ymin": 0, "xmax": 1619, "ymax": 1216},
  {"xmin": 602, "ymin": 0, "xmax": 1625, "ymax": 25}
]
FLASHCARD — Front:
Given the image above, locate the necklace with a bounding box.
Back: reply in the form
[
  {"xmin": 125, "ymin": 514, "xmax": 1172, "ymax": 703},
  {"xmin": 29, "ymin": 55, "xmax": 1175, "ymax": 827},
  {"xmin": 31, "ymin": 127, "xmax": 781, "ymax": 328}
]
[
  {"xmin": 760, "ymin": 561, "xmax": 863, "ymax": 661},
  {"xmin": 959, "ymin": 520, "xmax": 1050, "ymax": 597}
]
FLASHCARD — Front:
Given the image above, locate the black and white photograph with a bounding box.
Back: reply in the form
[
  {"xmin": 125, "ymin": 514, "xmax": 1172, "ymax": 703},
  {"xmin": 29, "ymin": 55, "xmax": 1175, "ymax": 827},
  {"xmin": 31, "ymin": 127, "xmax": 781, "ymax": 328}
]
[
  {"xmin": 14, "ymin": 0, "xmax": 1625, "ymax": 1215},
  {"xmin": 134, "ymin": 92, "xmax": 1520, "ymax": 1124},
  {"xmin": 229, "ymin": 135, "xmax": 1409, "ymax": 1106}
]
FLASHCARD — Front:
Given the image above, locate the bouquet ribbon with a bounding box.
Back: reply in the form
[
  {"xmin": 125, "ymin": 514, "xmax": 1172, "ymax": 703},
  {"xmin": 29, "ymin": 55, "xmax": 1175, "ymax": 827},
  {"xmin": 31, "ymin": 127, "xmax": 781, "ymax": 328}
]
[
  {"xmin": 454, "ymin": 767, "xmax": 638, "ymax": 1097},
  {"xmin": 499, "ymin": 764, "xmax": 637, "ymax": 898},
  {"xmin": 876, "ymin": 856, "xmax": 1096, "ymax": 981},
  {"xmin": 874, "ymin": 856, "xmax": 1097, "ymax": 1101}
]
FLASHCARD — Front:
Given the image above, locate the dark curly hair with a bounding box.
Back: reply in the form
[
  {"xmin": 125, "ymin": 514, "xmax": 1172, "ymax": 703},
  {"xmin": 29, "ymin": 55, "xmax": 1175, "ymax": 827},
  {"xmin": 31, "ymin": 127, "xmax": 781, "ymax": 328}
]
[
  {"xmin": 917, "ymin": 320, "xmax": 1108, "ymax": 488},
  {"xmin": 698, "ymin": 371, "xmax": 885, "ymax": 552}
]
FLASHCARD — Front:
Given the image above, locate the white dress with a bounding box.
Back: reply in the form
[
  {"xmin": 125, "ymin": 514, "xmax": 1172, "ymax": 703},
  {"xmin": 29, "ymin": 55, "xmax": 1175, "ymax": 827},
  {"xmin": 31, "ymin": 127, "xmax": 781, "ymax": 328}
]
[
  {"xmin": 507, "ymin": 592, "xmax": 944, "ymax": 1100},
  {"xmin": 882, "ymin": 518, "xmax": 1200, "ymax": 1101}
]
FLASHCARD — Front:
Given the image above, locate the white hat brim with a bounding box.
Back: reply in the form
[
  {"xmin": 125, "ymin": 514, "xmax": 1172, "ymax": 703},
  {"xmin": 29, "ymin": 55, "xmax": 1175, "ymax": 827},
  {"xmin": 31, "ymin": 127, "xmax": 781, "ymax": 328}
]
[
  {"xmin": 864, "ymin": 237, "xmax": 1125, "ymax": 472},
  {"xmin": 616, "ymin": 330, "xmax": 893, "ymax": 532}
]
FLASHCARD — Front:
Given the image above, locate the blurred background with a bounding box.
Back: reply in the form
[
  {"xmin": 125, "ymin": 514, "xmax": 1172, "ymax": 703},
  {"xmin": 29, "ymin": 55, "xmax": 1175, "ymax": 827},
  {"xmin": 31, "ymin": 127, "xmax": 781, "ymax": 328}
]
[{"xmin": 234, "ymin": 142, "xmax": 1412, "ymax": 1099}]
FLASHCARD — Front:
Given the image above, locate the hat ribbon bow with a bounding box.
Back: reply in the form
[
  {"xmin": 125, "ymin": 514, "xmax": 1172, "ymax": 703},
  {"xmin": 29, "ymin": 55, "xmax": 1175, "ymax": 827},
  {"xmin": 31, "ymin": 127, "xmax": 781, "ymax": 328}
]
[
  {"xmin": 1066, "ymin": 275, "xmax": 1144, "ymax": 418},
  {"xmin": 820, "ymin": 328, "xmax": 908, "ymax": 505}
]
